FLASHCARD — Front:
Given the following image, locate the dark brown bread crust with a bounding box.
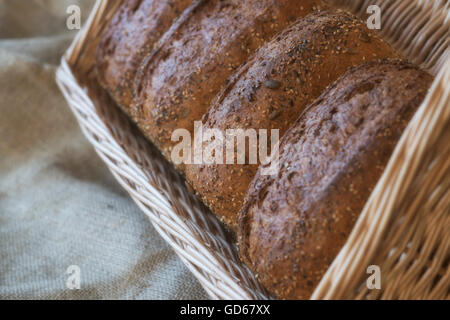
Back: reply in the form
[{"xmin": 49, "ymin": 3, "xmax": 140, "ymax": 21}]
[
  {"xmin": 131, "ymin": 0, "xmax": 324, "ymax": 166},
  {"xmin": 185, "ymin": 10, "xmax": 400, "ymax": 230},
  {"xmin": 238, "ymin": 60, "xmax": 433, "ymax": 299},
  {"xmin": 96, "ymin": 0, "xmax": 193, "ymax": 113}
]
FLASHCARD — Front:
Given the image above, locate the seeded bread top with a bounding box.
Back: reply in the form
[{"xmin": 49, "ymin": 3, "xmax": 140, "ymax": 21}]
[
  {"xmin": 129, "ymin": 0, "xmax": 324, "ymax": 167},
  {"xmin": 96, "ymin": 0, "xmax": 193, "ymax": 114},
  {"xmin": 185, "ymin": 10, "xmax": 400, "ymax": 230},
  {"xmin": 238, "ymin": 59, "xmax": 433, "ymax": 299}
]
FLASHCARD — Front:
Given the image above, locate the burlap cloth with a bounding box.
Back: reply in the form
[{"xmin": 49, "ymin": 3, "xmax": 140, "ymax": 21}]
[{"xmin": 0, "ymin": 0, "xmax": 207, "ymax": 300}]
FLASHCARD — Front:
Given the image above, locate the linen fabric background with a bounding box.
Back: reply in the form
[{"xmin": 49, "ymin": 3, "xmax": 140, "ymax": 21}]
[{"xmin": 0, "ymin": 0, "xmax": 207, "ymax": 300}]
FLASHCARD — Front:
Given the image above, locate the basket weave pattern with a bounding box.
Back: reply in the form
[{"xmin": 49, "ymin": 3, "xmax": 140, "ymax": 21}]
[{"xmin": 56, "ymin": 0, "xmax": 449, "ymax": 299}]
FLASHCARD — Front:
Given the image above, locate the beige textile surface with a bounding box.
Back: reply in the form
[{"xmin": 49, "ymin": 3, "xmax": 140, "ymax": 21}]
[{"xmin": 0, "ymin": 0, "xmax": 207, "ymax": 300}]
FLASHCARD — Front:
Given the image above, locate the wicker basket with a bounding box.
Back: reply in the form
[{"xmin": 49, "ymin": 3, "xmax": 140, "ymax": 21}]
[{"xmin": 56, "ymin": 0, "xmax": 449, "ymax": 300}]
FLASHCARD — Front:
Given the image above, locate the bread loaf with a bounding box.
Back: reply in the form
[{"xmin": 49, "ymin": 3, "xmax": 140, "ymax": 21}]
[
  {"xmin": 126, "ymin": 0, "xmax": 325, "ymax": 167},
  {"xmin": 96, "ymin": 0, "xmax": 194, "ymax": 113},
  {"xmin": 238, "ymin": 59, "xmax": 433, "ymax": 299},
  {"xmin": 185, "ymin": 10, "xmax": 400, "ymax": 230}
]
